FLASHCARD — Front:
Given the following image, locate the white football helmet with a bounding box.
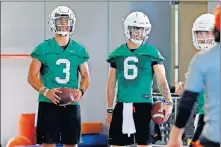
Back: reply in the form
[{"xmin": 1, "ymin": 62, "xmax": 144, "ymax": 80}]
[
  {"xmin": 192, "ymin": 14, "xmax": 215, "ymax": 51},
  {"xmin": 49, "ymin": 6, "xmax": 76, "ymax": 36},
  {"xmin": 123, "ymin": 11, "xmax": 152, "ymax": 45}
]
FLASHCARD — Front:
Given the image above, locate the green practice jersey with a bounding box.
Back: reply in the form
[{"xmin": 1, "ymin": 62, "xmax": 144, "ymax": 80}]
[
  {"xmin": 31, "ymin": 38, "xmax": 89, "ymax": 105},
  {"xmin": 107, "ymin": 43, "xmax": 164, "ymax": 103},
  {"xmin": 198, "ymin": 91, "xmax": 205, "ymax": 114}
]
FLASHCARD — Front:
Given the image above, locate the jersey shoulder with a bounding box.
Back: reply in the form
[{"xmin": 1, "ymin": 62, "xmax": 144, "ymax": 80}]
[
  {"xmin": 139, "ymin": 44, "xmax": 165, "ymax": 61},
  {"xmin": 31, "ymin": 38, "xmax": 54, "ymax": 55},
  {"xmin": 107, "ymin": 44, "xmax": 129, "ymax": 63},
  {"xmin": 69, "ymin": 40, "xmax": 90, "ymax": 60},
  {"xmin": 30, "ymin": 38, "xmax": 54, "ymax": 62}
]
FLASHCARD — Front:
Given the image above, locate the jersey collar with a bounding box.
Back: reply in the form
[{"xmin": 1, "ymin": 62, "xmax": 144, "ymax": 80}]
[{"xmin": 51, "ymin": 37, "xmax": 72, "ymax": 53}]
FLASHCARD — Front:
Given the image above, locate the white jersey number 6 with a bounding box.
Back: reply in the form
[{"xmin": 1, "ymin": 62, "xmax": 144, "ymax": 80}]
[{"xmin": 124, "ymin": 57, "xmax": 138, "ymax": 80}]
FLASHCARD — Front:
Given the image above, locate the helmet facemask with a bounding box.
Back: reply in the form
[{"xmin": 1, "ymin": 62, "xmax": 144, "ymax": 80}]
[
  {"xmin": 125, "ymin": 26, "xmax": 151, "ymax": 45},
  {"xmin": 192, "ymin": 30, "xmax": 215, "ymax": 51},
  {"xmin": 54, "ymin": 15, "xmax": 75, "ymax": 36}
]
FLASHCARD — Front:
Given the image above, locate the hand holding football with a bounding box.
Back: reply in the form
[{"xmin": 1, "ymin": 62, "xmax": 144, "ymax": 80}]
[
  {"xmin": 56, "ymin": 88, "xmax": 80, "ymax": 106},
  {"xmin": 151, "ymin": 101, "xmax": 165, "ymax": 124}
]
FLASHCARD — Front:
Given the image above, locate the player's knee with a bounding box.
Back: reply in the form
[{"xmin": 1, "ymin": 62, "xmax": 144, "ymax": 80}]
[{"xmin": 42, "ymin": 144, "xmax": 56, "ymax": 147}]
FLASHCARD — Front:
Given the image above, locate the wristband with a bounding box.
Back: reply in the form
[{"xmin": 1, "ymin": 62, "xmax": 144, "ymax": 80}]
[
  {"xmin": 166, "ymin": 101, "xmax": 174, "ymax": 106},
  {"xmin": 39, "ymin": 86, "xmax": 46, "ymax": 93},
  {"xmin": 107, "ymin": 108, "xmax": 114, "ymax": 113},
  {"xmin": 79, "ymin": 88, "xmax": 85, "ymax": 97},
  {"xmin": 43, "ymin": 89, "xmax": 49, "ymax": 97}
]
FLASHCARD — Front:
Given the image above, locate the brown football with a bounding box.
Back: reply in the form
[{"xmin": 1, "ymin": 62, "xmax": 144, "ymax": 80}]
[
  {"xmin": 151, "ymin": 101, "xmax": 165, "ymax": 124},
  {"xmin": 56, "ymin": 88, "xmax": 79, "ymax": 106}
]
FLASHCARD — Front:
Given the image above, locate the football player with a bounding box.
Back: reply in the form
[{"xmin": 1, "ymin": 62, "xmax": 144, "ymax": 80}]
[
  {"xmin": 175, "ymin": 13, "xmax": 216, "ymax": 147},
  {"xmin": 168, "ymin": 4, "xmax": 220, "ymax": 147},
  {"xmin": 106, "ymin": 11, "xmax": 173, "ymax": 147},
  {"xmin": 27, "ymin": 6, "xmax": 90, "ymax": 147}
]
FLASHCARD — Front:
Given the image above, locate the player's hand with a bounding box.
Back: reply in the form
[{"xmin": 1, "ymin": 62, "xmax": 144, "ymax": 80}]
[
  {"xmin": 167, "ymin": 138, "xmax": 182, "ymax": 147},
  {"xmin": 72, "ymin": 89, "xmax": 82, "ymax": 102},
  {"xmin": 45, "ymin": 88, "xmax": 61, "ymax": 105},
  {"xmin": 167, "ymin": 126, "xmax": 183, "ymax": 147},
  {"xmin": 106, "ymin": 113, "xmax": 112, "ymax": 129},
  {"xmin": 163, "ymin": 104, "xmax": 173, "ymax": 123},
  {"xmin": 175, "ymin": 82, "xmax": 184, "ymax": 96}
]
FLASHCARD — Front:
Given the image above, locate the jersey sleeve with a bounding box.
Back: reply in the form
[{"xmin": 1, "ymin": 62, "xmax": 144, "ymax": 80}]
[
  {"xmin": 107, "ymin": 51, "xmax": 117, "ymax": 63},
  {"xmin": 78, "ymin": 46, "xmax": 90, "ymax": 65},
  {"xmin": 153, "ymin": 48, "xmax": 165, "ymax": 62},
  {"xmin": 107, "ymin": 51, "xmax": 118, "ymax": 69},
  {"xmin": 110, "ymin": 62, "xmax": 117, "ymax": 68},
  {"xmin": 151, "ymin": 61, "xmax": 163, "ymax": 66},
  {"xmin": 30, "ymin": 45, "xmax": 46, "ymax": 63},
  {"xmin": 184, "ymin": 54, "xmax": 205, "ymax": 93}
]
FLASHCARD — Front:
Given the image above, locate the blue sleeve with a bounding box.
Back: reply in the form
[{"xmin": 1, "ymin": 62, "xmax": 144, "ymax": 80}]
[{"xmin": 185, "ymin": 54, "xmax": 205, "ymax": 93}]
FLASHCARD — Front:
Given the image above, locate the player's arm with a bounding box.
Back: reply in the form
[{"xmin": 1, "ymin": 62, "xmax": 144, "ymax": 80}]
[
  {"xmin": 153, "ymin": 63, "xmax": 173, "ymax": 104},
  {"xmin": 27, "ymin": 58, "xmax": 44, "ymax": 92},
  {"xmin": 106, "ymin": 66, "xmax": 117, "ymax": 109},
  {"xmin": 79, "ymin": 62, "xmax": 90, "ymax": 95},
  {"xmin": 170, "ymin": 55, "xmax": 203, "ymax": 140},
  {"xmin": 174, "ymin": 56, "xmax": 203, "ymax": 128},
  {"xmin": 27, "ymin": 58, "xmax": 61, "ymax": 104}
]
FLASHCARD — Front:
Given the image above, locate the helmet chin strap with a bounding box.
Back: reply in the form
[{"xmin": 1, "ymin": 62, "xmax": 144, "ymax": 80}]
[
  {"xmin": 59, "ymin": 34, "xmax": 67, "ymax": 37},
  {"xmin": 130, "ymin": 39, "xmax": 143, "ymax": 45},
  {"xmin": 57, "ymin": 31, "xmax": 69, "ymax": 37},
  {"xmin": 198, "ymin": 44, "xmax": 212, "ymax": 51}
]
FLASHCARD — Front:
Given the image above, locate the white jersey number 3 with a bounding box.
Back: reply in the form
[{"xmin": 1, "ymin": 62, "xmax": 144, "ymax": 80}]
[
  {"xmin": 56, "ymin": 59, "xmax": 70, "ymax": 84},
  {"xmin": 124, "ymin": 57, "xmax": 138, "ymax": 80}
]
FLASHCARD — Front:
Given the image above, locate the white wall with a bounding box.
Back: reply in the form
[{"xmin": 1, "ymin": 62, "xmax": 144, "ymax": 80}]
[
  {"xmin": 1, "ymin": 58, "xmax": 38, "ymax": 146},
  {"xmin": 1, "ymin": 1, "xmax": 172, "ymax": 146},
  {"xmin": 1, "ymin": 2, "xmax": 45, "ymax": 146}
]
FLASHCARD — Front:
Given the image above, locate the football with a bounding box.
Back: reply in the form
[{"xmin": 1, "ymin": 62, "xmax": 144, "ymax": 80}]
[
  {"xmin": 151, "ymin": 101, "xmax": 165, "ymax": 124},
  {"xmin": 56, "ymin": 88, "xmax": 79, "ymax": 106}
]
